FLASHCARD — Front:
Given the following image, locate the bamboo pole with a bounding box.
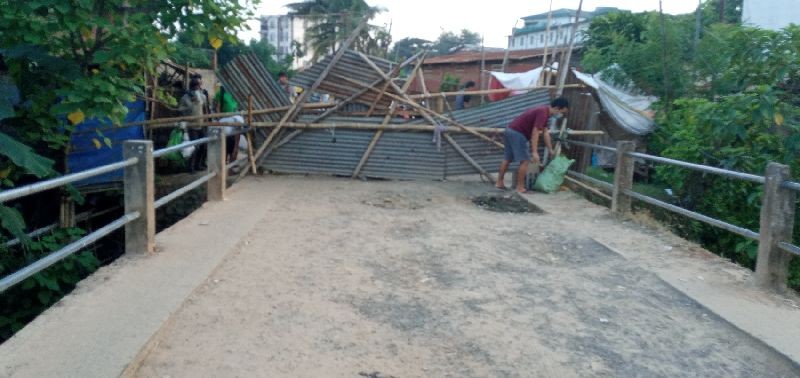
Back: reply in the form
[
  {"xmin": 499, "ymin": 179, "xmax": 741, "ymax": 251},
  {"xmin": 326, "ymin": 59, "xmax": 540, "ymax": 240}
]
[
  {"xmin": 407, "ymin": 85, "xmax": 583, "ymax": 99},
  {"xmin": 245, "ymin": 17, "xmax": 370, "ymax": 178},
  {"xmin": 564, "ymin": 175, "xmax": 612, "ymax": 201},
  {"xmin": 556, "ymin": 0, "xmax": 583, "ymax": 96},
  {"xmin": 333, "ymin": 71, "xmax": 504, "ymax": 148},
  {"xmin": 257, "ymin": 52, "xmax": 424, "ymax": 163},
  {"xmin": 352, "ymin": 53, "xmax": 426, "ymax": 178},
  {"xmin": 540, "ymin": 0, "xmax": 554, "ymax": 86},
  {"xmin": 246, "ymin": 95, "xmax": 257, "ymax": 174},
  {"xmin": 445, "ymin": 134, "xmax": 496, "ymax": 183},
  {"xmin": 365, "ymin": 51, "xmax": 425, "ymax": 116}
]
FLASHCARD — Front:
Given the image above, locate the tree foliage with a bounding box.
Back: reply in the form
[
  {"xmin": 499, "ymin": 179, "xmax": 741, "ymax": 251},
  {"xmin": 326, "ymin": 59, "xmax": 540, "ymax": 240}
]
[
  {"xmin": 430, "ymin": 29, "xmax": 481, "ymax": 56},
  {"xmin": 0, "ymin": 0, "xmax": 257, "ymax": 340},
  {"xmin": 286, "ymin": 0, "xmax": 388, "ymax": 62},
  {"xmin": 583, "ymin": 8, "xmax": 800, "ymax": 288}
]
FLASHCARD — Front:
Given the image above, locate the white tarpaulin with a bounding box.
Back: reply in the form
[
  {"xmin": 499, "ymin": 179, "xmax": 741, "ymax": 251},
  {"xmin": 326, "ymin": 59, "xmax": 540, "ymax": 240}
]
[
  {"xmin": 489, "ymin": 67, "xmax": 543, "ymax": 95},
  {"xmin": 572, "ymin": 69, "xmax": 657, "ymax": 135}
]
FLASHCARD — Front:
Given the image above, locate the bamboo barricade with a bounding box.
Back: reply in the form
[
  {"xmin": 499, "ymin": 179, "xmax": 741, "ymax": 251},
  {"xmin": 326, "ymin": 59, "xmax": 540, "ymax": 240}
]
[{"xmin": 407, "ymin": 85, "xmax": 584, "ymax": 100}]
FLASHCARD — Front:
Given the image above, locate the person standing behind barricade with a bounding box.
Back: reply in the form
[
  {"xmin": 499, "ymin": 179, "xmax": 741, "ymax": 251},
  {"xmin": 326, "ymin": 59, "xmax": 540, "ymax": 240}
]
[
  {"xmin": 214, "ymin": 84, "xmax": 241, "ymax": 163},
  {"xmin": 496, "ymin": 97, "xmax": 569, "ymax": 193},
  {"xmin": 277, "ymin": 71, "xmax": 294, "ymax": 103},
  {"xmin": 177, "ymin": 78, "xmax": 208, "ymax": 172},
  {"xmin": 455, "ymin": 81, "xmax": 476, "ymax": 110}
]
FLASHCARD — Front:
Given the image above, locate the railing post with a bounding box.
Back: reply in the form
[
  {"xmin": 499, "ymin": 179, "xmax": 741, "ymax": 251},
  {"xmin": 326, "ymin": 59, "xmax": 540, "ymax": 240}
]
[
  {"xmin": 207, "ymin": 127, "xmax": 226, "ymax": 201},
  {"xmin": 612, "ymin": 141, "xmax": 636, "ymax": 215},
  {"xmin": 755, "ymin": 162, "xmax": 796, "ymax": 292},
  {"xmin": 123, "ymin": 140, "xmax": 155, "ymax": 254}
]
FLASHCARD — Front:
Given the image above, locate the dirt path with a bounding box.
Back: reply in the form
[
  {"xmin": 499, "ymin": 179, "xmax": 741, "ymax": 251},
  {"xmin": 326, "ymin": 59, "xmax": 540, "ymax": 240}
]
[{"xmin": 131, "ymin": 176, "xmax": 798, "ymax": 377}]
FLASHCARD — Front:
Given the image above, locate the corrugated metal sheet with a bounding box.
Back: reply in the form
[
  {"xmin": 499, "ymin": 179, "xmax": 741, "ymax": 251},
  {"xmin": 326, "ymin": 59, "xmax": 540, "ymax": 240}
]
[
  {"xmin": 263, "ymin": 88, "xmax": 552, "ymax": 180},
  {"xmin": 291, "ymin": 50, "xmax": 401, "ymax": 109},
  {"xmin": 219, "ymin": 53, "xmax": 290, "ymax": 122}
]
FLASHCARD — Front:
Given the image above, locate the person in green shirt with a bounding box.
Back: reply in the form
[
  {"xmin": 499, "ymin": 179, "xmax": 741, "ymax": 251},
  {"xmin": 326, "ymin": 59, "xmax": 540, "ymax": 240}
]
[
  {"xmin": 214, "ymin": 85, "xmax": 238, "ymax": 113},
  {"xmin": 214, "ymin": 85, "xmax": 241, "ymax": 162}
]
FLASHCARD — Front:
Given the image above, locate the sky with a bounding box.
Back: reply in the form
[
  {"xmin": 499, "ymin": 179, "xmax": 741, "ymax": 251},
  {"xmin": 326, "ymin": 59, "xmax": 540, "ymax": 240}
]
[{"xmin": 240, "ymin": 0, "xmax": 701, "ymax": 48}]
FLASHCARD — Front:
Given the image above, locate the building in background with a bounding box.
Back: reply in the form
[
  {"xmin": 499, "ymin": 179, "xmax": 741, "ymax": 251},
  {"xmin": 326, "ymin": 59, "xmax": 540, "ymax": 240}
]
[
  {"xmin": 510, "ymin": 7, "xmax": 621, "ymax": 51},
  {"xmin": 259, "ymin": 15, "xmax": 314, "ymax": 70},
  {"xmin": 742, "ymin": 0, "xmax": 799, "ymax": 30}
]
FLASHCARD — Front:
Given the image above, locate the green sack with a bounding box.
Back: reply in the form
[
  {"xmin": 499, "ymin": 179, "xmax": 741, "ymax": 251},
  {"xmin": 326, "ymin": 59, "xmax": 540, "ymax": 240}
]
[
  {"xmin": 164, "ymin": 128, "xmax": 185, "ymax": 163},
  {"xmin": 533, "ymin": 155, "xmax": 575, "ymax": 193}
]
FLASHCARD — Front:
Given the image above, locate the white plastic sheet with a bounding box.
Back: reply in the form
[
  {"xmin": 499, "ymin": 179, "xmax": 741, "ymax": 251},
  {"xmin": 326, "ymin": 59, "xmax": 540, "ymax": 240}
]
[{"xmin": 572, "ymin": 70, "xmax": 656, "ymax": 135}]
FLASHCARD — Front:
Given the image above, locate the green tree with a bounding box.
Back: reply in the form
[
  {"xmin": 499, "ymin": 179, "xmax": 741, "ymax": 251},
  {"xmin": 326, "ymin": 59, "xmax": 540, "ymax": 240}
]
[
  {"xmin": 0, "ymin": 0, "xmax": 257, "ymax": 339},
  {"xmin": 390, "ymin": 37, "xmax": 432, "ymax": 61},
  {"xmin": 286, "ymin": 0, "xmax": 385, "ymax": 62},
  {"xmin": 430, "ymin": 29, "xmax": 481, "ymax": 56}
]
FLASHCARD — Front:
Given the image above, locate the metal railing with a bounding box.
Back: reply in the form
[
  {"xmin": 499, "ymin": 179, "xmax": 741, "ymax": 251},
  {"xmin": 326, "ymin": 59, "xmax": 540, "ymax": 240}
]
[
  {"xmin": 0, "ymin": 127, "xmax": 231, "ymax": 293},
  {"xmin": 565, "ymin": 140, "xmax": 799, "ymax": 292}
]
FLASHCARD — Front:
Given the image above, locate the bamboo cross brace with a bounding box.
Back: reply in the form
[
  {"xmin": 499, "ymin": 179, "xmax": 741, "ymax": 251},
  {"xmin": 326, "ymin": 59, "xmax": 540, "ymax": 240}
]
[
  {"xmin": 333, "ymin": 71, "xmax": 504, "ymax": 149},
  {"xmin": 258, "ymin": 53, "xmax": 423, "ymax": 164},
  {"xmin": 445, "ymin": 134, "xmax": 496, "ymax": 183},
  {"xmin": 244, "ymin": 17, "xmax": 369, "ymax": 179},
  {"xmin": 351, "ymin": 53, "xmax": 427, "ymax": 178}
]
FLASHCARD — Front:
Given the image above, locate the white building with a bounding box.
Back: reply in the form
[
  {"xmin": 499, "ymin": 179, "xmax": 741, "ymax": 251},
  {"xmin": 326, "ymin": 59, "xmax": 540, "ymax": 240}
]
[
  {"xmin": 260, "ymin": 15, "xmax": 314, "ymax": 69},
  {"xmin": 742, "ymin": 0, "xmax": 799, "ymax": 31},
  {"xmin": 510, "ymin": 7, "xmax": 622, "ymax": 51}
]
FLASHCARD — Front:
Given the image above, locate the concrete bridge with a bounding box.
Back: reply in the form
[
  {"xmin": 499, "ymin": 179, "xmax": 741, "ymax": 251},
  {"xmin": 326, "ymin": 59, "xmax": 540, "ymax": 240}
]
[{"xmin": 2, "ymin": 175, "xmax": 799, "ymax": 377}]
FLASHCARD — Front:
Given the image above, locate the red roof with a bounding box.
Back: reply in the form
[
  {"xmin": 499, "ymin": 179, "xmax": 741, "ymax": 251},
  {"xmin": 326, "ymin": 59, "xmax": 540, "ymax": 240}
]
[{"xmin": 423, "ymin": 49, "xmax": 547, "ymax": 65}]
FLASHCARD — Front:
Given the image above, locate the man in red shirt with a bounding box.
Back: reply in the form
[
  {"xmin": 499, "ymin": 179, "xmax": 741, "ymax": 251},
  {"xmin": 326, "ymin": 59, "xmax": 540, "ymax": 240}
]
[{"xmin": 496, "ymin": 97, "xmax": 569, "ymax": 193}]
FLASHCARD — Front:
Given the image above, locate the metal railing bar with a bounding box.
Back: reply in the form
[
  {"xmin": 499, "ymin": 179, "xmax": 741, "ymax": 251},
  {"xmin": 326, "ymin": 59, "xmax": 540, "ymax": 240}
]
[
  {"xmin": 152, "ymin": 136, "xmax": 217, "ymax": 159},
  {"xmin": 778, "ymin": 242, "xmax": 800, "ymax": 257},
  {"xmin": 566, "ymin": 170, "xmax": 614, "ymax": 191},
  {"xmin": 5, "ymin": 224, "xmax": 58, "ymax": 248},
  {"xmin": 154, "ymin": 172, "xmax": 216, "ymax": 209},
  {"xmin": 626, "ymin": 152, "xmax": 765, "ymax": 184},
  {"xmin": 781, "ymin": 180, "xmax": 800, "ymax": 192},
  {"xmin": 0, "ymin": 158, "xmax": 139, "ymax": 204},
  {"xmin": 0, "ymin": 212, "xmax": 140, "ymax": 293},
  {"xmin": 5, "ymin": 206, "xmax": 123, "ymax": 248},
  {"xmin": 624, "ymin": 189, "xmax": 760, "ymax": 240},
  {"xmin": 567, "ymin": 140, "xmax": 617, "ymax": 152}
]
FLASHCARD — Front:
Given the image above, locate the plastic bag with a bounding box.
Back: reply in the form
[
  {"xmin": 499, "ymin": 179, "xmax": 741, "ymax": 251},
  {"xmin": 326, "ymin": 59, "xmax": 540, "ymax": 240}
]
[
  {"xmin": 164, "ymin": 128, "xmax": 186, "ymax": 163},
  {"xmin": 533, "ymin": 155, "xmax": 574, "ymax": 193}
]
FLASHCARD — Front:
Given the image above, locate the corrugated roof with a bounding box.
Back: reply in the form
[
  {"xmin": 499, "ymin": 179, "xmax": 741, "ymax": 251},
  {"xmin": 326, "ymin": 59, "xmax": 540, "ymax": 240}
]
[
  {"xmin": 423, "ymin": 49, "xmax": 546, "ymax": 65},
  {"xmin": 219, "ymin": 53, "xmax": 291, "ymax": 122},
  {"xmin": 291, "ymin": 50, "xmax": 402, "ymax": 109},
  {"xmin": 262, "ymin": 89, "xmax": 552, "ymax": 180}
]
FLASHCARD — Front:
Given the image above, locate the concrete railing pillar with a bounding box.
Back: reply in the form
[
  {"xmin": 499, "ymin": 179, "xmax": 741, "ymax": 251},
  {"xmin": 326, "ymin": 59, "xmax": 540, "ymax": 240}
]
[
  {"xmin": 755, "ymin": 163, "xmax": 796, "ymax": 292},
  {"xmin": 123, "ymin": 140, "xmax": 155, "ymax": 254},
  {"xmin": 207, "ymin": 127, "xmax": 226, "ymax": 201},
  {"xmin": 612, "ymin": 141, "xmax": 636, "ymax": 215}
]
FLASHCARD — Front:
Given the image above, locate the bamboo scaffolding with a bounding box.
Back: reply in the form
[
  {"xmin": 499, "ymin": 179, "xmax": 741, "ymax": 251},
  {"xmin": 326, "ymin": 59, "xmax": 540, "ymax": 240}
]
[
  {"xmin": 331, "ymin": 72, "xmax": 504, "ymax": 148},
  {"xmin": 245, "ymin": 17, "xmax": 370, "ymax": 178},
  {"xmin": 352, "ymin": 52, "xmax": 426, "ymax": 178}
]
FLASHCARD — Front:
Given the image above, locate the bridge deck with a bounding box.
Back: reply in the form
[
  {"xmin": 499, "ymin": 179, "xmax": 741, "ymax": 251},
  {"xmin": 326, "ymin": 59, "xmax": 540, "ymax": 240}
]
[{"xmin": 2, "ymin": 176, "xmax": 799, "ymax": 377}]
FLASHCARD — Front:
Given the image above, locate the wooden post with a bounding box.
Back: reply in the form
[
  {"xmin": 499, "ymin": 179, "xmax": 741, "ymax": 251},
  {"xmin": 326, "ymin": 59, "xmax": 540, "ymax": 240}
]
[
  {"xmin": 207, "ymin": 127, "xmax": 226, "ymax": 201},
  {"xmin": 611, "ymin": 141, "xmax": 635, "ymax": 215},
  {"xmin": 123, "ymin": 140, "xmax": 155, "ymax": 254},
  {"xmin": 755, "ymin": 163, "xmax": 796, "ymax": 292},
  {"xmin": 246, "ymin": 95, "xmax": 257, "ymax": 174}
]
